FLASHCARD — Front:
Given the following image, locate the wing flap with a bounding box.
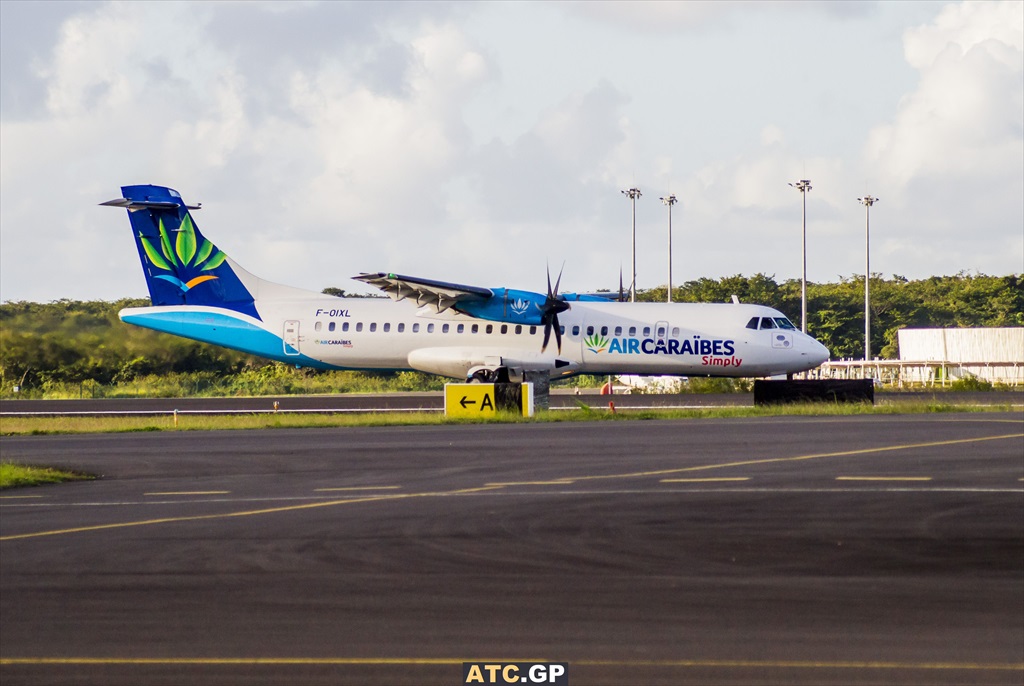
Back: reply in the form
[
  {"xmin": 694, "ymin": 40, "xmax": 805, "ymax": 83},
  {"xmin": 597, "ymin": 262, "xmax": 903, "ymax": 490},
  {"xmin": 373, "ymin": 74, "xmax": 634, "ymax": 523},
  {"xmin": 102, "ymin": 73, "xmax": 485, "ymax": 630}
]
[{"xmin": 353, "ymin": 272, "xmax": 492, "ymax": 313}]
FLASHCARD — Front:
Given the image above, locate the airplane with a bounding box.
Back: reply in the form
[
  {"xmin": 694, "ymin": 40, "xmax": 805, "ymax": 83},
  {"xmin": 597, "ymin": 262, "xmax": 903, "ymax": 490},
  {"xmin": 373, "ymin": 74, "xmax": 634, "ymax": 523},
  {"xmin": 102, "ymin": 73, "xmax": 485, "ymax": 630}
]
[{"xmin": 103, "ymin": 184, "xmax": 830, "ymax": 383}]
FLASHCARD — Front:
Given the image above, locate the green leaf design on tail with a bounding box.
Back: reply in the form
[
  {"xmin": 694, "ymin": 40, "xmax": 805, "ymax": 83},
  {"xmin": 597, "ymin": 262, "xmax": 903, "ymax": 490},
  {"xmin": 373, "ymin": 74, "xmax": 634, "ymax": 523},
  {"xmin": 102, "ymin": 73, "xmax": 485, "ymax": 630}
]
[
  {"xmin": 140, "ymin": 236, "xmax": 172, "ymax": 271},
  {"xmin": 194, "ymin": 238, "xmax": 215, "ymax": 265},
  {"xmin": 176, "ymin": 214, "xmax": 197, "ymax": 266},
  {"xmin": 201, "ymin": 250, "xmax": 227, "ymax": 271},
  {"xmin": 157, "ymin": 218, "xmax": 178, "ymax": 268}
]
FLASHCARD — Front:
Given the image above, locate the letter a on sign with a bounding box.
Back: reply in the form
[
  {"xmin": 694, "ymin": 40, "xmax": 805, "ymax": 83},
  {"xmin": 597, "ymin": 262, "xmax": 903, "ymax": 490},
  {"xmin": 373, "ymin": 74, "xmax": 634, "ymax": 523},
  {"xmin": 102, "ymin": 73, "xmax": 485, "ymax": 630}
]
[{"xmin": 480, "ymin": 393, "xmax": 494, "ymax": 411}]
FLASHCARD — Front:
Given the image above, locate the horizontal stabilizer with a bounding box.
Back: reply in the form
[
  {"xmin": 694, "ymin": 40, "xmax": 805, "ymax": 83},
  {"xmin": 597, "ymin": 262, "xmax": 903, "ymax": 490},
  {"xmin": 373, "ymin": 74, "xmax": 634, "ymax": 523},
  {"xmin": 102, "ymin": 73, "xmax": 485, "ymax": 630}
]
[{"xmin": 100, "ymin": 198, "xmax": 201, "ymax": 211}]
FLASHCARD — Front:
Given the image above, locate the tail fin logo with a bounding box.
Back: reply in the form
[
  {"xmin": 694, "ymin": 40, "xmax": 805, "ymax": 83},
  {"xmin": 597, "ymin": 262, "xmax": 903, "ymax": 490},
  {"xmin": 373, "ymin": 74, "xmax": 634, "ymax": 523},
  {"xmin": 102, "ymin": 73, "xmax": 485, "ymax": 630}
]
[{"xmin": 139, "ymin": 214, "xmax": 227, "ymax": 292}]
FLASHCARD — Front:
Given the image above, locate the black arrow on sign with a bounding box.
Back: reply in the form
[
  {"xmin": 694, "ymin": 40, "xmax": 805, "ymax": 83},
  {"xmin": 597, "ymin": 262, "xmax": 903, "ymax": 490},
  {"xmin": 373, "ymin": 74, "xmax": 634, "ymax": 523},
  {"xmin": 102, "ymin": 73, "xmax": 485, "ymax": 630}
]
[{"xmin": 459, "ymin": 396, "xmax": 476, "ymax": 409}]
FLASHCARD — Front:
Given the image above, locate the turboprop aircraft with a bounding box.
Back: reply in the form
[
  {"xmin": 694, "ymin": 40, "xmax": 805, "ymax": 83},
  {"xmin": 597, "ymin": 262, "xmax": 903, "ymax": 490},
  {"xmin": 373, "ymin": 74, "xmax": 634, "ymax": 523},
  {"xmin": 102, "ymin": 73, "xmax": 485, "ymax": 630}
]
[{"xmin": 103, "ymin": 185, "xmax": 829, "ymax": 381}]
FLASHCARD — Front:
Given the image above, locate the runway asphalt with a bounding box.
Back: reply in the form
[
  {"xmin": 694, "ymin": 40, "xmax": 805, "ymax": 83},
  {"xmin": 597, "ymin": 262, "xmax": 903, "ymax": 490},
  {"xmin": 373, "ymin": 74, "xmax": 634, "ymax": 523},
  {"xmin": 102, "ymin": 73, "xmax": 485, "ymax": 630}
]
[{"xmin": 1, "ymin": 412, "xmax": 1022, "ymax": 685}]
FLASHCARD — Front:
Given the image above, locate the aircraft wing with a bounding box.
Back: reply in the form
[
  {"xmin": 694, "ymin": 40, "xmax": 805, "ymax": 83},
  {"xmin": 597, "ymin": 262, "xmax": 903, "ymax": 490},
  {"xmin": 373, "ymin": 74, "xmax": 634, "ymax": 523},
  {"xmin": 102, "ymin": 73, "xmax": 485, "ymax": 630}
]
[{"xmin": 353, "ymin": 272, "xmax": 493, "ymax": 313}]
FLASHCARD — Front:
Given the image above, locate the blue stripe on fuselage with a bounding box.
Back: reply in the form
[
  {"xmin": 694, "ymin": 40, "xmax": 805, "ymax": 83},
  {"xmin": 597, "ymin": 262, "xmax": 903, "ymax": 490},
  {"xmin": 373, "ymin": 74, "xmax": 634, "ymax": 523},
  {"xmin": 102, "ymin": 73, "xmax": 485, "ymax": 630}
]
[{"xmin": 119, "ymin": 309, "xmax": 340, "ymax": 370}]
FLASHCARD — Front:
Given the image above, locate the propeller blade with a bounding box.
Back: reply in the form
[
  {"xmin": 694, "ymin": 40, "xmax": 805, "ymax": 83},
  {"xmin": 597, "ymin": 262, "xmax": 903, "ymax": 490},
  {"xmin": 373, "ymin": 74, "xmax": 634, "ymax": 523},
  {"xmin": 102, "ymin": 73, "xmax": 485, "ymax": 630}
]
[{"xmin": 540, "ymin": 263, "xmax": 570, "ymax": 353}]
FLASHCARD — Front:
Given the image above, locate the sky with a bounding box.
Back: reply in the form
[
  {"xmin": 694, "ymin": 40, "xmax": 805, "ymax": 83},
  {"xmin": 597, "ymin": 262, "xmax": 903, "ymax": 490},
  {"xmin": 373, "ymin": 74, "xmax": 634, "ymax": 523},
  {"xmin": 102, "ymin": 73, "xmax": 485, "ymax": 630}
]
[{"xmin": 1, "ymin": 0, "xmax": 1021, "ymax": 303}]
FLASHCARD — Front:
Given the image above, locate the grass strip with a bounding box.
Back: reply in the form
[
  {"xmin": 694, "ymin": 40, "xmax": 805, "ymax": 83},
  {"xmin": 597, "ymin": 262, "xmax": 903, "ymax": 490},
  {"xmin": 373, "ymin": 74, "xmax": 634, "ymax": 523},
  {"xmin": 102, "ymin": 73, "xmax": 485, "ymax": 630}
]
[
  {"xmin": 0, "ymin": 463, "xmax": 94, "ymax": 489},
  {"xmin": 0, "ymin": 402, "xmax": 1016, "ymax": 436}
]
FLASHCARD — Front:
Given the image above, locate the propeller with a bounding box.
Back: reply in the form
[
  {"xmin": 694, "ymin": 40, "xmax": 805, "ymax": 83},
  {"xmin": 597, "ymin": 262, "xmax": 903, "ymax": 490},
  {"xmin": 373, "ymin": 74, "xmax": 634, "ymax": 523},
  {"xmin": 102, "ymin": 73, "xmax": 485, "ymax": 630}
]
[
  {"xmin": 616, "ymin": 266, "xmax": 634, "ymax": 303},
  {"xmin": 540, "ymin": 264, "xmax": 570, "ymax": 354}
]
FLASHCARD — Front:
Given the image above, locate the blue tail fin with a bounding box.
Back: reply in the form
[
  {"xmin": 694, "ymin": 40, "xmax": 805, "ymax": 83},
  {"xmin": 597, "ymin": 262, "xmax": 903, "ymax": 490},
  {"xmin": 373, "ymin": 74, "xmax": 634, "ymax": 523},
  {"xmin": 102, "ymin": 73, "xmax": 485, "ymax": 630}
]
[{"xmin": 103, "ymin": 185, "xmax": 259, "ymax": 320}]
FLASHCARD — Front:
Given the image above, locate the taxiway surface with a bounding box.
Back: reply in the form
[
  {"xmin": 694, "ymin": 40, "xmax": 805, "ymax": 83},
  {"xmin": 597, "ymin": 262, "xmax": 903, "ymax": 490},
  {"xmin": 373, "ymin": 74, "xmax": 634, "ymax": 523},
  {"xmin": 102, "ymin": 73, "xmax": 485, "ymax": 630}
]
[{"xmin": 2, "ymin": 413, "xmax": 1022, "ymax": 685}]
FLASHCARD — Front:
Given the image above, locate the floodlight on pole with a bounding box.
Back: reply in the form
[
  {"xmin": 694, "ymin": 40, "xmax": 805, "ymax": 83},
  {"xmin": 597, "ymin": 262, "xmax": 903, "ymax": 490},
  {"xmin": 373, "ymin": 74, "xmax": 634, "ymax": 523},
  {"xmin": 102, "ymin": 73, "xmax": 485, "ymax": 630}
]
[
  {"xmin": 660, "ymin": 194, "xmax": 677, "ymax": 303},
  {"xmin": 621, "ymin": 187, "xmax": 642, "ymax": 302},
  {"xmin": 789, "ymin": 179, "xmax": 812, "ymax": 333},
  {"xmin": 858, "ymin": 195, "xmax": 879, "ymax": 362}
]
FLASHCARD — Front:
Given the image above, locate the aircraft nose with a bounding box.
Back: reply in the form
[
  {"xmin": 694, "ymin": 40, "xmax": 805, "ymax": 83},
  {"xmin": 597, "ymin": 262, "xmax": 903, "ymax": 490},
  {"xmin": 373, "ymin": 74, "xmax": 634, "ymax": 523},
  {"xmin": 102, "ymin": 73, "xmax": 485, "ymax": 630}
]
[{"xmin": 804, "ymin": 337, "xmax": 830, "ymax": 366}]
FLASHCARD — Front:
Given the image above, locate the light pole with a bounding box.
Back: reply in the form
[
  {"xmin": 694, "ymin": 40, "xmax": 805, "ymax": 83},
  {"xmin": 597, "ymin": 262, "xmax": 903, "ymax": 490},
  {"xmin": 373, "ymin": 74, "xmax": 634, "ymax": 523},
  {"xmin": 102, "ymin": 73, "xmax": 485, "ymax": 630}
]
[
  {"xmin": 789, "ymin": 179, "xmax": 812, "ymax": 333},
  {"xmin": 660, "ymin": 194, "xmax": 677, "ymax": 302},
  {"xmin": 858, "ymin": 195, "xmax": 879, "ymax": 361},
  {"xmin": 621, "ymin": 187, "xmax": 642, "ymax": 302}
]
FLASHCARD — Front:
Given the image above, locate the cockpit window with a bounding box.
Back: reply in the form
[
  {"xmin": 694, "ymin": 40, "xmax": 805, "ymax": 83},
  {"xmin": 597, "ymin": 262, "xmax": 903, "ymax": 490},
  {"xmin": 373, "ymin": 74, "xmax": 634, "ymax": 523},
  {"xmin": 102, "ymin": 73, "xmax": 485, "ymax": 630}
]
[
  {"xmin": 774, "ymin": 317, "xmax": 796, "ymax": 330},
  {"xmin": 745, "ymin": 317, "xmax": 759, "ymax": 330},
  {"xmin": 759, "ymin": 317, "xmax": 777, "ymax": 330}
]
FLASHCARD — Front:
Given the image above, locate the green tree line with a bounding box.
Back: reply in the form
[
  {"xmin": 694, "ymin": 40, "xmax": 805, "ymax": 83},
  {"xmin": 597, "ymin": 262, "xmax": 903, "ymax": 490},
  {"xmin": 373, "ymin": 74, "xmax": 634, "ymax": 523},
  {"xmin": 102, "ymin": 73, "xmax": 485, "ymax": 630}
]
[
  {"xmin": 1, "ymin": 274, "xmax": 1020, "ymax": 396},
  {"xmin": 642, "ymin": 272, "xmax": 1022, "ymax": 359}
]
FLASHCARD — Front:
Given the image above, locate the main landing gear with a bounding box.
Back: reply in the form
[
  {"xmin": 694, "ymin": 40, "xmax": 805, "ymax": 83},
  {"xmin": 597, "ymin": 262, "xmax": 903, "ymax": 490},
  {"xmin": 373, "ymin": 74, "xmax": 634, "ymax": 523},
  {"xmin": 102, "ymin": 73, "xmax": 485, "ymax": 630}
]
[{"xmin": 466, "ymin": 367, "xmax": 512, "ymax": 383}]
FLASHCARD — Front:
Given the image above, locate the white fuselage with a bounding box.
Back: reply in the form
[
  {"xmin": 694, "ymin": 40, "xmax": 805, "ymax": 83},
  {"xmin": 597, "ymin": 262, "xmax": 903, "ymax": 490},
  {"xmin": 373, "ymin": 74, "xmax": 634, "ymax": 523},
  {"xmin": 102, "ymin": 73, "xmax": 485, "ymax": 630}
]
[{"xmin": 122, "ymin": 295, "xmax": 830, "ymax": 380}]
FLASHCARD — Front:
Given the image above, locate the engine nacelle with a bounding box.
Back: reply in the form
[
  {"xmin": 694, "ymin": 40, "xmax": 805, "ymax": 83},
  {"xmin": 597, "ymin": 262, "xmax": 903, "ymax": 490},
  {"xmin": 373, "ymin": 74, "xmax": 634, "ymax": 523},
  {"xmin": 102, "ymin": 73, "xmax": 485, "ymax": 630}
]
[{"xmin": 407, "ymin": 347, "xmax": 578, "ymax": 380}]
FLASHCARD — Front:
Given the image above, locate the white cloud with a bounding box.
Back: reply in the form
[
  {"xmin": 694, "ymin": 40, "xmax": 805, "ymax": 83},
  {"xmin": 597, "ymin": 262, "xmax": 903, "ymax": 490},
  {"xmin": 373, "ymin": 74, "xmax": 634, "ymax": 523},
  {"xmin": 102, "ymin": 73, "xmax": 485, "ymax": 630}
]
[
  {"xmin": 566, "ymin": 0, "xmax": 876, "ymax": 33},
  {"xmin": 867, "ymin": 1, "xmax": 1022, "ymax": 185},
  {"xmin": 0, "ymin": 1, "xmax": 1020, "ymax": 304},
  {"xmin": 861, "ymin": 0, "xmax": 1022, "ymax": 275},
  {"xmin": 903, "ymin": 0, "xmax": 1023, "ymax": 69}
]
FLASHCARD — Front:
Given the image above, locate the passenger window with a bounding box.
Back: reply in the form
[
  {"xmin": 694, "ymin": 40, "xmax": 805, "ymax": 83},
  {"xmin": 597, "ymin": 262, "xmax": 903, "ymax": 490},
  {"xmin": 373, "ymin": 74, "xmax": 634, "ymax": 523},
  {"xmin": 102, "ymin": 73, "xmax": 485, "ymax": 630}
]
[
  {"xmin": 586, "ymin": 326, "xmax": 595, "ymax": 336},
  {"xmin": 672, "ymin": 327, "xmax": 680, "ymax": 337},
  {"xmin": 397, "ymin": 323, "xmax": 405, "ymax": 333},
  {"xmin": 329, "ymin": 322, "xmax": 336, "ymax": 332},
  {"xmin": 629, "ymin": 326, "xmax": 637, "ymax": 337},
  {"xmin": 486, "ymin": 324, "xmax": 493, "ymax": 334},
  {"xmin": 572, "ymin": 325, "xmax": 581, "ymax": 336},
  {"xmin": 356, "ymin": 322, "xmax": 363, "ymax": 332},
  {"xmin": 315, "ymin": 322, "xmax": 323, "ymax": 332},
  {"xmin": 500, "ymin": 324, "xmax": 508, "ymax": 334},
  {"xmin": 760, "ymin": 318, "xmax": 777, "ymax": 330},
  {"xmin": 370, "ymin": 323, "xmax": 377, "ymax": 332},
  {"xmin": 529, "ymin": 326, "xmax": 537, "ymax": 335},
  {"xmin": 656, "ymin": 326, "xmax": 665, "ymax": 337},
  {"xmin": 600, "ymin": 326, "xmax": 609, "ymax": 336},
  {"xmin": 457, "ymin": 324, "xmax": 465, "ymax": 334},
  {"xmin": 471, "ymin": 324, "xmax": 479, "ymax": 334},
  {"xmin": 515, "ymin": 325, "xmax": 522, "ymax": 334},
  {"xmin": 342, "ymin": 322, "xmax": 350, "ymax": 332},
  {"xmin": 559, "ymin": 325, "xmax": 565, "ymax": 335},
  {"xmin": 442, "ymin": 323, "xmax": 449, "ymax": 333},
  {"xmin": 426, "ymin": 323, "xmax": 433, "ymax": 333},
  {"xmin": 746, "ymin": 317, "xmax": 759, "ymax": 330},
  {"xmin": 614, "ymin": 326, "xmax": 623, "ymax": 336},
  {"xmin": 412, "ymin": 323, "xmax": 419, "ymax": 333},
  {"xmin": 643, "ymin": 326, "xmax": 651, "ymax": 337},
  {"xmin": 383, "ymin": 323, "xmax": 390, "ymax": 333}
]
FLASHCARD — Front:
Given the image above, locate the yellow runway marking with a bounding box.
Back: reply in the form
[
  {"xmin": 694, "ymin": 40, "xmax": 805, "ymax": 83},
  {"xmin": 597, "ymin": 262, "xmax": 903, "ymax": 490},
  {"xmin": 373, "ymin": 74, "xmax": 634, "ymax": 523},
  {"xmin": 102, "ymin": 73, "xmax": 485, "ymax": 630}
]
[
  {"xmin": 2, "ymin": 433, "xmax": 1019, "ymax": 542},
  {"xmin": 661, "ymin": 477, "xmax": 750, "ymax": 483},
  {"xmin": 576, "ymin": 658, "xmax": 1024, "ymax": 671},
  {"xmin": 0, "ymin": 486, "xmax": 504, "ymax": 541},
  {"xmin": 486, "ymin": 480, "xmax": 576, "ymax": 486},
  {"xmin": 0, "ymin": 657, "xmax": 1020, "ymax": 672},
  {"xmin": 566, "ymin": 433, "xmax": 1024, "ymax": 483},
  {"xmin": 144, "ymin": 491, "xmax": 229, "ymax": 496},
  {"xmin": 836, "ymin": 476, "xmax": 932, "ymax": 482},
  {"xmin": 314, "ymin": 486, "xmax": 401, "ymax": 492},
  {"xmin": 0, "ymin": 495, "xmax": 44, "ymax": 499}
]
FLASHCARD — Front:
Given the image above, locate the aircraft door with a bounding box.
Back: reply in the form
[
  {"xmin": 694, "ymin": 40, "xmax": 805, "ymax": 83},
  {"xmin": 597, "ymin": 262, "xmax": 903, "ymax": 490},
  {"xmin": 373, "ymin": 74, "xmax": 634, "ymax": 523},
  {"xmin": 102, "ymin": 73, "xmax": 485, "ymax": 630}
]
[
  {"xmin": 283, "ymin": 320, "xmax": 300, "ymax": 356},
  {"xmin": 654, "ymin": 320, "xmax": 669, "ymax": 344}
]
